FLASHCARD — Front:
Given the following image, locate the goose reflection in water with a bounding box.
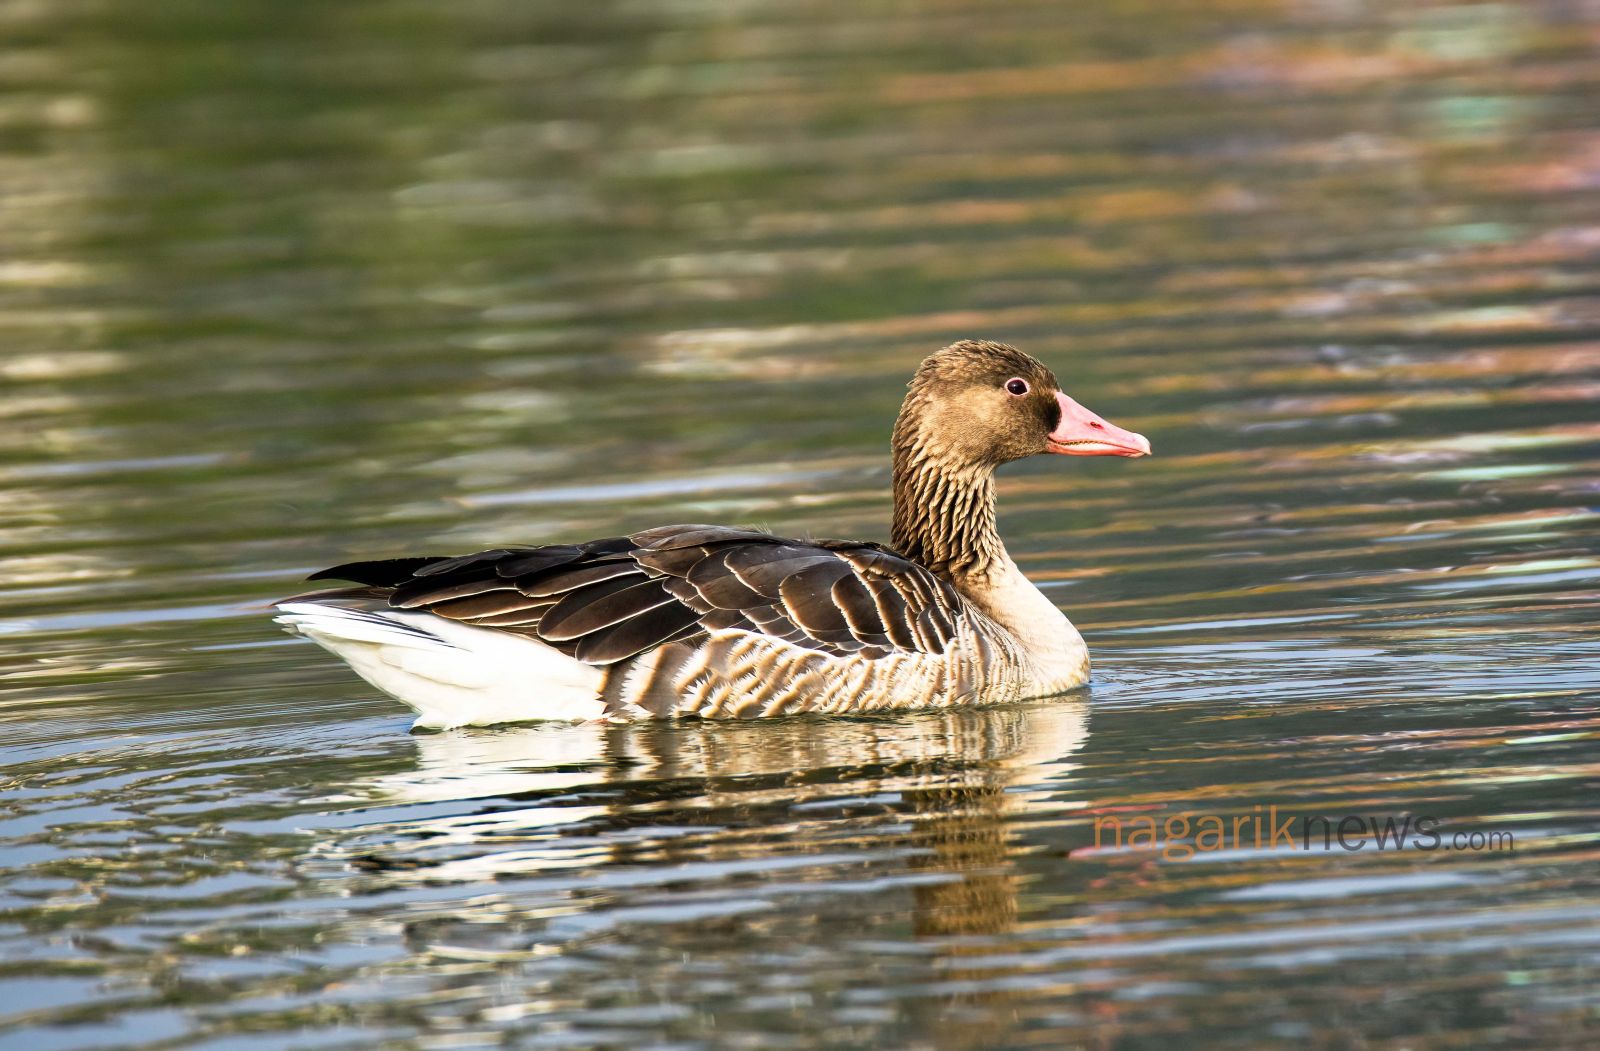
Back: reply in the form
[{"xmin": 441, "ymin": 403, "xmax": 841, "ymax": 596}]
[{"xmin": 325, "ymin": 701, "xmax": 1087, "ymax": 1016}]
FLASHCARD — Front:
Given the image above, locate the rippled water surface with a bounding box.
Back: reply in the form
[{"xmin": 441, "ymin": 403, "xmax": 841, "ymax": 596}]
[{"xmin": 4, "ymin": 1, "xmax": 1600, "ymax": 1047}]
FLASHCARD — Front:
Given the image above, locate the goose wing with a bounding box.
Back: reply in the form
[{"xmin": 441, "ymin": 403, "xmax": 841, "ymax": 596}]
[{"xmin": 305, "ymin": 524, "xmax": 967, "ymax": 665}]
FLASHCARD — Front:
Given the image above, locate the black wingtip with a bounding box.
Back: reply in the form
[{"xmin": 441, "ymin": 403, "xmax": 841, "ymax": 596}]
[{"xmin": 307, "ymin": 557, "xmax": 448, "ymax": 586}]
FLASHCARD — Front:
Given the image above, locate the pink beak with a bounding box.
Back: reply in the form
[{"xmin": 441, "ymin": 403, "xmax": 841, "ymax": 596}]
[{"xmin": 1047, "ymin": 392, "xmax": 1151, "ymax": 457}]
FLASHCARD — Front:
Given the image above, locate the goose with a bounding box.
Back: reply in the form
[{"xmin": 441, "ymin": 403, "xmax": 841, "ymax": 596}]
[{"xmin": 275, "ymin": 340, "xmax": 1150, "ymax": 728}]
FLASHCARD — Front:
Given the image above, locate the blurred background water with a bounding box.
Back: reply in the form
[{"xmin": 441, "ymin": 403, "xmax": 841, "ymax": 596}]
[{"xmin": 3, "ymin": 0, "xmax": 1599, "ymax": 1047}]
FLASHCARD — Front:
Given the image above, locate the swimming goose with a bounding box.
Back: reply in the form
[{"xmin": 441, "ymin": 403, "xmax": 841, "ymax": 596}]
[{"xmin": 275, "ymin": 340, "xmax": 1149, "ymax": 728}]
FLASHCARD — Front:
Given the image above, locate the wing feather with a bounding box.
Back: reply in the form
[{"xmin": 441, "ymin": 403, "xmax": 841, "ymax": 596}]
[
  {"xmin": 540, "ymin": 577, "xmax": 674, "ymax": 641},
  {"xmin": 633, "ymin": 543, "xmax": 711, "ymax": 577},
  {"xmin": 779, "ymin": 566, "xmax": 853, "ymax": 635},
  {"xmin": 469, "ymin": 603, "xmax": 558, "ymax": 627},
  {"xmin": 518, "ymin": 560, "xmax": 642, "ymax": 597},
  {"xmin": 305, "ymin": 523, "xmax": 967, "ymax": 670},
  {"xmin": 685, "ymin": 549, "xmax": 765, "ymax": 609},
  {"xmin": 411, "ymin": 548, "xmax": 529, "ymax": 578},
  {"xmin": 574, "ymin": 603, "xmax": 701, "ymax": 663},
  {"xmin": 727, "ymin": 548, "xmax": 842, "ymax": 596},
  {"xmin": 864, "ymin": 576, "xmax": 919, "ymax": 650},
  {"xmin": 389, "ymin": 576, "xmax": 513, "ymax": 609},
  {"xmin": 307, "ymin": 556, "xmax": 450, "ymax": 586},
  {"xmin": 492, "ymin": 547, "xmax": 585, "ymax": 578},
  {"xmin": 632, "ymin": 524, "xmax": 773, "ymax": 550},
  {"xmin": 428, "ymin": 590, "xmax": 544, "ymax": 620}
]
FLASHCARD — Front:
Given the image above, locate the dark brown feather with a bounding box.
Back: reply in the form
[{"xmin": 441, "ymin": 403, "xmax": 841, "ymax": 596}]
[
  {"xmin": 429, "ymin": 590, "xmax": 547, "ymax": 620},
  {"xmin": 388, "ymin": 576, "xmax": 510, "ymax": 609},
  {"xmin": 727, "ymin": 549, "xmax": 843, "ymax": 597},
  {"xmin": 492, "ymin": 546, "xmax": 586, "ymax": 578},
  {"xmin": 700, "ymin": 607, "xmax": 746, "ymax": 631},
  {"xmin": 517, "ymin": 560, "xmax": 643, "ymax": 598},
  {"xmin": 686, "ymin": 549, "xmax": 765, "ymax": 609},
  {"xmin": 864, "ymin": 576, "xmax": 918, "ymax": 650},
  {"xmin": 832, "ymin": 573, "xmax": 885, "ymax": 637},
  {"xmin": 411, "ymin": 548, "xmax": 527, "ymax": 578},
  {"xmin": 307, "ymin": 557, "xmax": 451, "ymax": 586},
  {"xmin": 469, "ymin": 602, "xmax": 558, "ymax": 627},
  {"xmin": 779, "ymin": 569, "xmax": 852, "ymax": 635},
  {"xmin": 661, "ymin": 575, "xmax": 713, "ymax": 613},
  {"xmin": 540, "ymin": 577, "xmax": 676, "ymax": 641},
  {"xmin": 633, "ymin": 543, "xmax": 711, "ymax": 577},
  {"xmin": 302, "ymin": 522, "xmax": 967, "ymax": 668},
  {"xmin": 575, "ymin": 603, "xmax": 701, "ymax": 663},
  {"xmin": 634, "ymin": 524, "xmax": 773, "ymax": 550}
]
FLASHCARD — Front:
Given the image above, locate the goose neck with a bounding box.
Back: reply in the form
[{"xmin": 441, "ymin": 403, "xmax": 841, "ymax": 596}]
[{"xmin": 889, "ymin": 450, "xmax": 1006, "ymax": 582}]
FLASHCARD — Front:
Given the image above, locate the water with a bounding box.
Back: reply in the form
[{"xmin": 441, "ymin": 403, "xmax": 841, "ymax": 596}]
[{"xmin": 3, "ymin": 0, "xmax": 1599, "ymax": 1046}]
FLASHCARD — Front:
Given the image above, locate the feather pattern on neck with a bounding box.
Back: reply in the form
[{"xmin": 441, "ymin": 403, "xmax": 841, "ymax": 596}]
[
  {"xmin": 890, "ymin": 452, "xmax": 1005, "ymax": 582},
  {"xmin": 889, "ymin": 377, "xmax": 1009, "ymax": 582}
]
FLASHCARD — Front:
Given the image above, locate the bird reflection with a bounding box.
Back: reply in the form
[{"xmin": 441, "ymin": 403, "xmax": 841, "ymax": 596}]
[{"xmin": 340, "ymin": 701, "xmax": 1088, "ymax": 1006}]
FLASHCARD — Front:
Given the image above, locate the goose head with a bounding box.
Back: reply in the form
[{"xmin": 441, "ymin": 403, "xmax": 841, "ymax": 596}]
[{"xmin": 894, "ymin": 339, "xmax": 1151, "ymax": 470}]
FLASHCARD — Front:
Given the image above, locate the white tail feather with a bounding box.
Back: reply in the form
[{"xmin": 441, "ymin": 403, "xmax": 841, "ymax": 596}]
[{"xmin": 274, "ymin": 602, "xmax": 605, "ymax": 729}]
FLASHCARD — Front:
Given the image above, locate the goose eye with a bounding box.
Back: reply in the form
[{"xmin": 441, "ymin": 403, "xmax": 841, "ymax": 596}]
[{"xmin": 1004, "ymin": 377, "xmax": 1029, "ymax": 396}]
